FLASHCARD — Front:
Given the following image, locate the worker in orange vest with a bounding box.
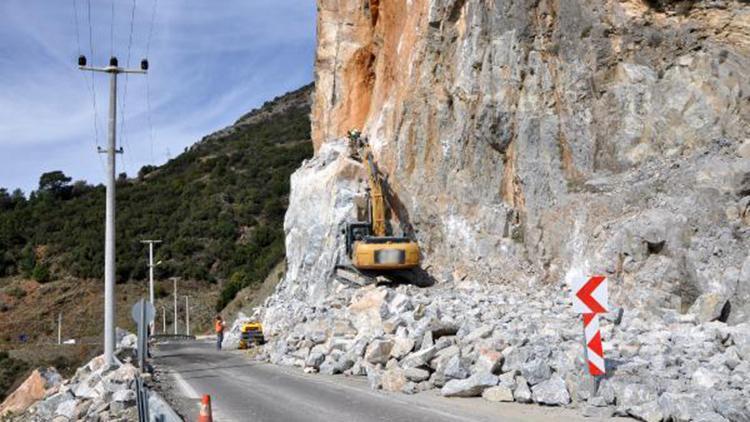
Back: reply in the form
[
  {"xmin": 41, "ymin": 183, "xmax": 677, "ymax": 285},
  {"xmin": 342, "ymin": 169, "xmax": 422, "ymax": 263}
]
[{"xmin": 215, "ymin": 315, "xmax": 226, "ymax": 351}]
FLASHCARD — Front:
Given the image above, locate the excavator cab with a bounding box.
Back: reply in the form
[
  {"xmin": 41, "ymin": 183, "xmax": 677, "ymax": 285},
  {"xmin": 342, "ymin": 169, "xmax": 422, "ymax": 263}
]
[{"xmin": 344, "ymin": 223, "xmax": 420, "ymax": 270}]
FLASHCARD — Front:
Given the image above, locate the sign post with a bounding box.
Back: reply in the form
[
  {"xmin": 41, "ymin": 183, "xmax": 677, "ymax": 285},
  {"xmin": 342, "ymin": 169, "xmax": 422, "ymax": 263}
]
[
  {"xmin": 571, "ymin": 275, "xmax": 609, "ymax": 394},
  {"xmin": 131, "ymin": 299, "xmax": 156, "ymax": 373}
]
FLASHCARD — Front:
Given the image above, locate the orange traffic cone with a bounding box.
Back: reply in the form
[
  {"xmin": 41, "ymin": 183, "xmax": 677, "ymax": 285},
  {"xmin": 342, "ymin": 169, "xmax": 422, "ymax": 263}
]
[{"xmin": 198, "ymin": 394, "xmax": 213, "ymax": 422}]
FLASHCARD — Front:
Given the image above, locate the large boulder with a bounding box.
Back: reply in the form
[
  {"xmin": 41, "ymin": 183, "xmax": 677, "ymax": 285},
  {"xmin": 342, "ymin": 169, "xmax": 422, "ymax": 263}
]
[
  {"xmin": 482, "ymin": 386, "xmax": 514, "ymax": 402},
  {"xmin": 689, "ymin": 293, "xmax": 729, "ymax": 323},
  {"xmin": 381, "ymin": 368, "xmax": 408, "ymax": 392},
  {"xmin": 390, "ymin": 337, "xmax": 416, "ymax": 360},
  {"xmin": 473, "ymin": 347, "xmax": 503, "ymax": 375},
  {"xmin": 401, "ymin": 347, "xmax": 437, "ymax": 369},
  {"xmin": 0, "ymin": 368, "xmax": 62, "ymax": 417},
  {"xmin": 25, "ymin": 391, "xmax": 73, "ymax": 421},
  {"xmin": 403, "ymin": 368, "xmax": 431, "ymax": 383},
  {"xmin": 443, "ymin": 355, "xmax": 471, "ymax": 380},
  {"xmin": 531, "ymin": 375, "xmax": 570, "ymax": 406},
  {"xmin": 365, "ymin": 340, "xmax": 394, "ymax": 365},
  {"xmin": 349, "ymin": 288, "xmax": 389, "ymax": 337},
  {"xmin": 520, "ymin": 359, "xmax": 552, "ymax": 386},
  {"xmin": 441, "ymin": 372, "xmax": 498, "ymax": 397},
  {"xmin": 305, "ymin": 351, "xmax": 326, "ymax": 369},
  {"xmin": 514, "ymin": 377, "xmax": 533, "ymax": 403},
  {"xmin": 463, "ymin": 325, "xmax": 494, "ymax": 343}
]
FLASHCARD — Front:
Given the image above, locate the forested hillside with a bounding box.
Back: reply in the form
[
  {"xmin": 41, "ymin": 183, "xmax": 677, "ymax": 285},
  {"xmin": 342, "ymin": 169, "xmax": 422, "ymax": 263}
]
[{"xmin": 0, "ymin": 84, "xmax": 313, "ymax": 310}]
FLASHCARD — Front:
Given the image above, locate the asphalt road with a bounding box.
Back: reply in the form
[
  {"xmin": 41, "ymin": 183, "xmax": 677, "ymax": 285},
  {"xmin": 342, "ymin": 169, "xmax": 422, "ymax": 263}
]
[{"xmin": 153, "ymin": 341, "xmax": 615, "ymax": 422}]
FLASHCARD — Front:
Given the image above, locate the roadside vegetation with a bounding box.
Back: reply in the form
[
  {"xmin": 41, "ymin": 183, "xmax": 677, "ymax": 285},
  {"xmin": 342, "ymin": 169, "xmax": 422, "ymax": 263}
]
[
  {"xmin": 0, "ymin": 351, "xmax": 28, "ymax": 401},
  {"xmin": 0, "ymin": 85, "xmax": 313, "ymax": 311}
]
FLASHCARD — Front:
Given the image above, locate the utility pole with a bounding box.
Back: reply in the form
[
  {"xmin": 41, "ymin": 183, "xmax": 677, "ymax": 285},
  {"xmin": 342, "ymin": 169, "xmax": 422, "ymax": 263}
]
[
  {"xmin": 185, "ymin": 296, "xmax": 190, "ymax": 336},
  {"xmin": 57, "ymin": 313, "xmax": 62, "ymax": 345},
  {"xmin": 79, "ymin": 55, "xmax": 148, "ymax": 366},
  {"xmin": 173, "ymin": 278, "xmax": 178, "ymax": 335},
  {"xmin": 162, "ymin": 306, "xmax": 166, "ymax": 333},
  {"xmin": 140, "ymin": 239, "xmax": 162, "ymax": 333}
]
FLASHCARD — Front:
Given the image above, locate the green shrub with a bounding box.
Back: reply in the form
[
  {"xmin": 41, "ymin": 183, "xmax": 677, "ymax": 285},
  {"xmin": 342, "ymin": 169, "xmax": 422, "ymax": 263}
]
[
  {"xmin": 31, "ymin": 264, "xmax": 51, "ymax": 283},
  {"xmin": 0, "ymin": 354, "xmax": 28, "ymax": 401},
  {"xmin": 154, "ymin": 284, "xmax": 169, "ymax": 299}
]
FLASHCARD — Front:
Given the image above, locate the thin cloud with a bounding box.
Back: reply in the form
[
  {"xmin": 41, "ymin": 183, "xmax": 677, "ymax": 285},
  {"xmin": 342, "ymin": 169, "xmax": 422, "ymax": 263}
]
[{"xmin": 0, "ymin": 0, "xmax": 316, "ymax": 193}]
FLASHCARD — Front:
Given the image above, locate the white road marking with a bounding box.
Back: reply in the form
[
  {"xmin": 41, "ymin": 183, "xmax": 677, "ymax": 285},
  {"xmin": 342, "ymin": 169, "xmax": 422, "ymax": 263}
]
[{"xmin": 171, "ymin": 371, "xmax": 200, "ymax": 400}]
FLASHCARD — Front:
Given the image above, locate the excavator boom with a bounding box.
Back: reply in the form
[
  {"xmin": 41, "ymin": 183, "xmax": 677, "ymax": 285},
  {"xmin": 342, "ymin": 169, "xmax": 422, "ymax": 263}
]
[{"xmin": 365, "ymin": 148, "xmax": 387, "ymax": 237}]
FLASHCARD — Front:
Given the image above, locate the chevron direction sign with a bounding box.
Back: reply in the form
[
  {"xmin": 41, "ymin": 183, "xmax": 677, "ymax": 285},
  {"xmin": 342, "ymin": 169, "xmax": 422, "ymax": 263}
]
[
  {"xmin": 583, "ymin": 313, "xmax": 605, "ymax": 376},
  {"xmin": 572, "ymin": 275, "xmax": 608, "ymax": 314},
  {"xmin": 572, "ymin": 275, "xmax": 609, "ymax": 378}
]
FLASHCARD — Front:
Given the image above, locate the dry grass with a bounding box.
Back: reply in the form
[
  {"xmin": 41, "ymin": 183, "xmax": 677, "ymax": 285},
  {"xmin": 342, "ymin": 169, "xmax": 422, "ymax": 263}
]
[{"xmin": 0, "ymin": 277, "xmax": 219, "ymax": 345}]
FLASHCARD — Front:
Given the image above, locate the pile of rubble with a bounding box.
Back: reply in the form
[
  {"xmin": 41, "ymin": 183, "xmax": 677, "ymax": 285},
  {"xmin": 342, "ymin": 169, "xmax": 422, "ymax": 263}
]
[
  {"xmin": 260, "ymin": 282, "xmax": 750, "ymax": 421},
  {"xmin": 0, "ymin": 368, "xmax": 63, "ymax": 419},
  {"xmin": 16, "ymin": 355, "xmax": 141, "ymax": 421},
  {"xmin": 0, "ymin": 329, "xmax": 176, "ymax": 421}
]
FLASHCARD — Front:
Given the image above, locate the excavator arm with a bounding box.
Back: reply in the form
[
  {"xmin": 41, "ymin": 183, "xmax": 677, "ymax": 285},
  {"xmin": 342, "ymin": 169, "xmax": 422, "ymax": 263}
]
[{"xmin": 364, "ymin": 146, "xmax": 387, "ymax": 237}]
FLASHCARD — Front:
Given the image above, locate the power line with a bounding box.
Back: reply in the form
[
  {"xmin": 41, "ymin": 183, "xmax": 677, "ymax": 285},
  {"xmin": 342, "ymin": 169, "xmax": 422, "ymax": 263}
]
[
  {"xmin": 145, "ymin": 0, "xmax": 158, "ymax": 57},
  {"xmin": 72, "ymin": 0, "xmax": 81, "ymax": 56},
  {"xmin": 146, "ymin": 0, "xmax": 159, "ymax": 164},
  {"xmin": 74, "ymin": 0, "xmax": 101, "ymax": 173},
  {"xmin": 86, "ymin": 0, "xmax": 100, "ymax": 140},
  {"xmin": 126, "ymin": 0, "xmax": 137, "ymax": 62},
  {"xmin": 119, "ymin": 0, "xmax": 138, "ymax": 177},
  {"xmin": 84, "ymin": 0, "xmax": 105, "ymax": 173},
  {"xmin": 110, "ymin": 0, "xmax": 115, "ymax": 57}
]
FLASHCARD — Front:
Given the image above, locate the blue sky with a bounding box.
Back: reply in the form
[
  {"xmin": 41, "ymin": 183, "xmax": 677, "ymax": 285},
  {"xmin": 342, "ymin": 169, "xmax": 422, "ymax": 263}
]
[{"xmin": 0, "ymin": 0, "xmax": 316, "ymax": 194}]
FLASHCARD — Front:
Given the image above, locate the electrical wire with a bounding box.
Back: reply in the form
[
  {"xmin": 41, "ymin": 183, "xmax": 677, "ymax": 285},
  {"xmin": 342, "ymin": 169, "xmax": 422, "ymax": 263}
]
[
  {"xmin": 146, "ymin": 0, "xmax": 158, "ymax": 57},
  {"xmin": 86, "ymin": 0, "xmax": 100, "ymax": 150},
  {"xmin": 110, "ymin": 0, "xmax": 115, "ymax": 58},
  {"xmin": 72, "ymin": 0, "xmax": 81, "ymax": 56},
  {"xmin": 118, "ymin": 0, "xmax": 138, "ymax": 177},
  {"xmin": 145, "ymin": 0, "xmax": 159, "ymax": 164},
  {"xmin": 84, "ymin": 0, "xmax": 106, "ymax": 173}
]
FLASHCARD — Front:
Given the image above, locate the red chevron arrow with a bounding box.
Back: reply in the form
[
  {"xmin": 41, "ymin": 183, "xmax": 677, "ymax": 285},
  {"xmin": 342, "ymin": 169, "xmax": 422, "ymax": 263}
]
[{"xmin": 576, "ymin": 275, "xmax": 607, "ymax": 314}]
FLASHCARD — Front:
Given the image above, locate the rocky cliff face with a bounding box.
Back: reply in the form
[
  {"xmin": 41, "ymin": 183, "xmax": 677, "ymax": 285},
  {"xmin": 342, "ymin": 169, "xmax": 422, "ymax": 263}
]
[
  {"xmin": 308, "ymin": 0, "xmax": 750, "ymax": 321},
  {"xmin": 258, "ymin": 2, "xmax": 750, "ymax": 416}
]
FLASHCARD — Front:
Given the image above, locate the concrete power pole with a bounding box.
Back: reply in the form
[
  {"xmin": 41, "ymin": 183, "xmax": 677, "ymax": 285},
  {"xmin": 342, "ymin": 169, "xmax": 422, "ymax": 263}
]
[
  {"xmin": 58, "ymin": 313, "xmax": 62, "ymax": 345},
  {"xmin": 173, "ymin": 278, "xmax": 178, "ymax": 335},
  {"xmin": 185, "ymin": 296, "xmax": 190, "ymax": 336},
  {"xmin": 140, "ymin": 240, "xmax": 162, "ymax": 332},
  {"xmin": 162, "ymin": 306, "xmax": 166, "ymax": 333},
  {"xmin": 79, "ymin": 55, "xmax": 148, "ymax": 366}
]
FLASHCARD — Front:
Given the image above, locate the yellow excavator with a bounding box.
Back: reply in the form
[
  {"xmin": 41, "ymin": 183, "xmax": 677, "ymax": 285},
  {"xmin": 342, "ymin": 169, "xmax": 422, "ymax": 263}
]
[{"xmin": 335, "ymin": 130, "xmax": 422, "ymax": 285}]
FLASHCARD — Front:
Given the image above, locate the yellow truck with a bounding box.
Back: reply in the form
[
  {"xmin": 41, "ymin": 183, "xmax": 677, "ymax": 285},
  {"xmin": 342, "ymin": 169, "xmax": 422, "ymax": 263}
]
[{"xmin": 238, "ymin": 322, "xmax": 265, "ymax": 349}]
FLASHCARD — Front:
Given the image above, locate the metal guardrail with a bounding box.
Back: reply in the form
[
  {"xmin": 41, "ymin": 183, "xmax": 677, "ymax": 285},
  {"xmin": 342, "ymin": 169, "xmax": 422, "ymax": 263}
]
[
  {"xmin": 135, "ymin": 375, "xmax": 150, "ymax": 422},
  {"xmin": 151, "ymin": 334, "xmax": 196, "ymax": 342},
  {"xmin": 135, "ymin": 374, "xmax": 182, "ymax": 422}
]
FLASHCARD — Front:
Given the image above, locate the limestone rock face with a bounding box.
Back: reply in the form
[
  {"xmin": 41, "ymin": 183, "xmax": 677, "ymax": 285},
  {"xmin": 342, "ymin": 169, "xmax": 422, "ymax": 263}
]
[
  {"xmin": 263, "ymin": 140, "xmax": 366, "ymax": 335},
  {"xmin": 259, "ymin": 1, "xmax": 750, "ymax": 415},
  {"xmin": 309, "ymin": 0, "xmax": 750, "ymax": 316}
]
